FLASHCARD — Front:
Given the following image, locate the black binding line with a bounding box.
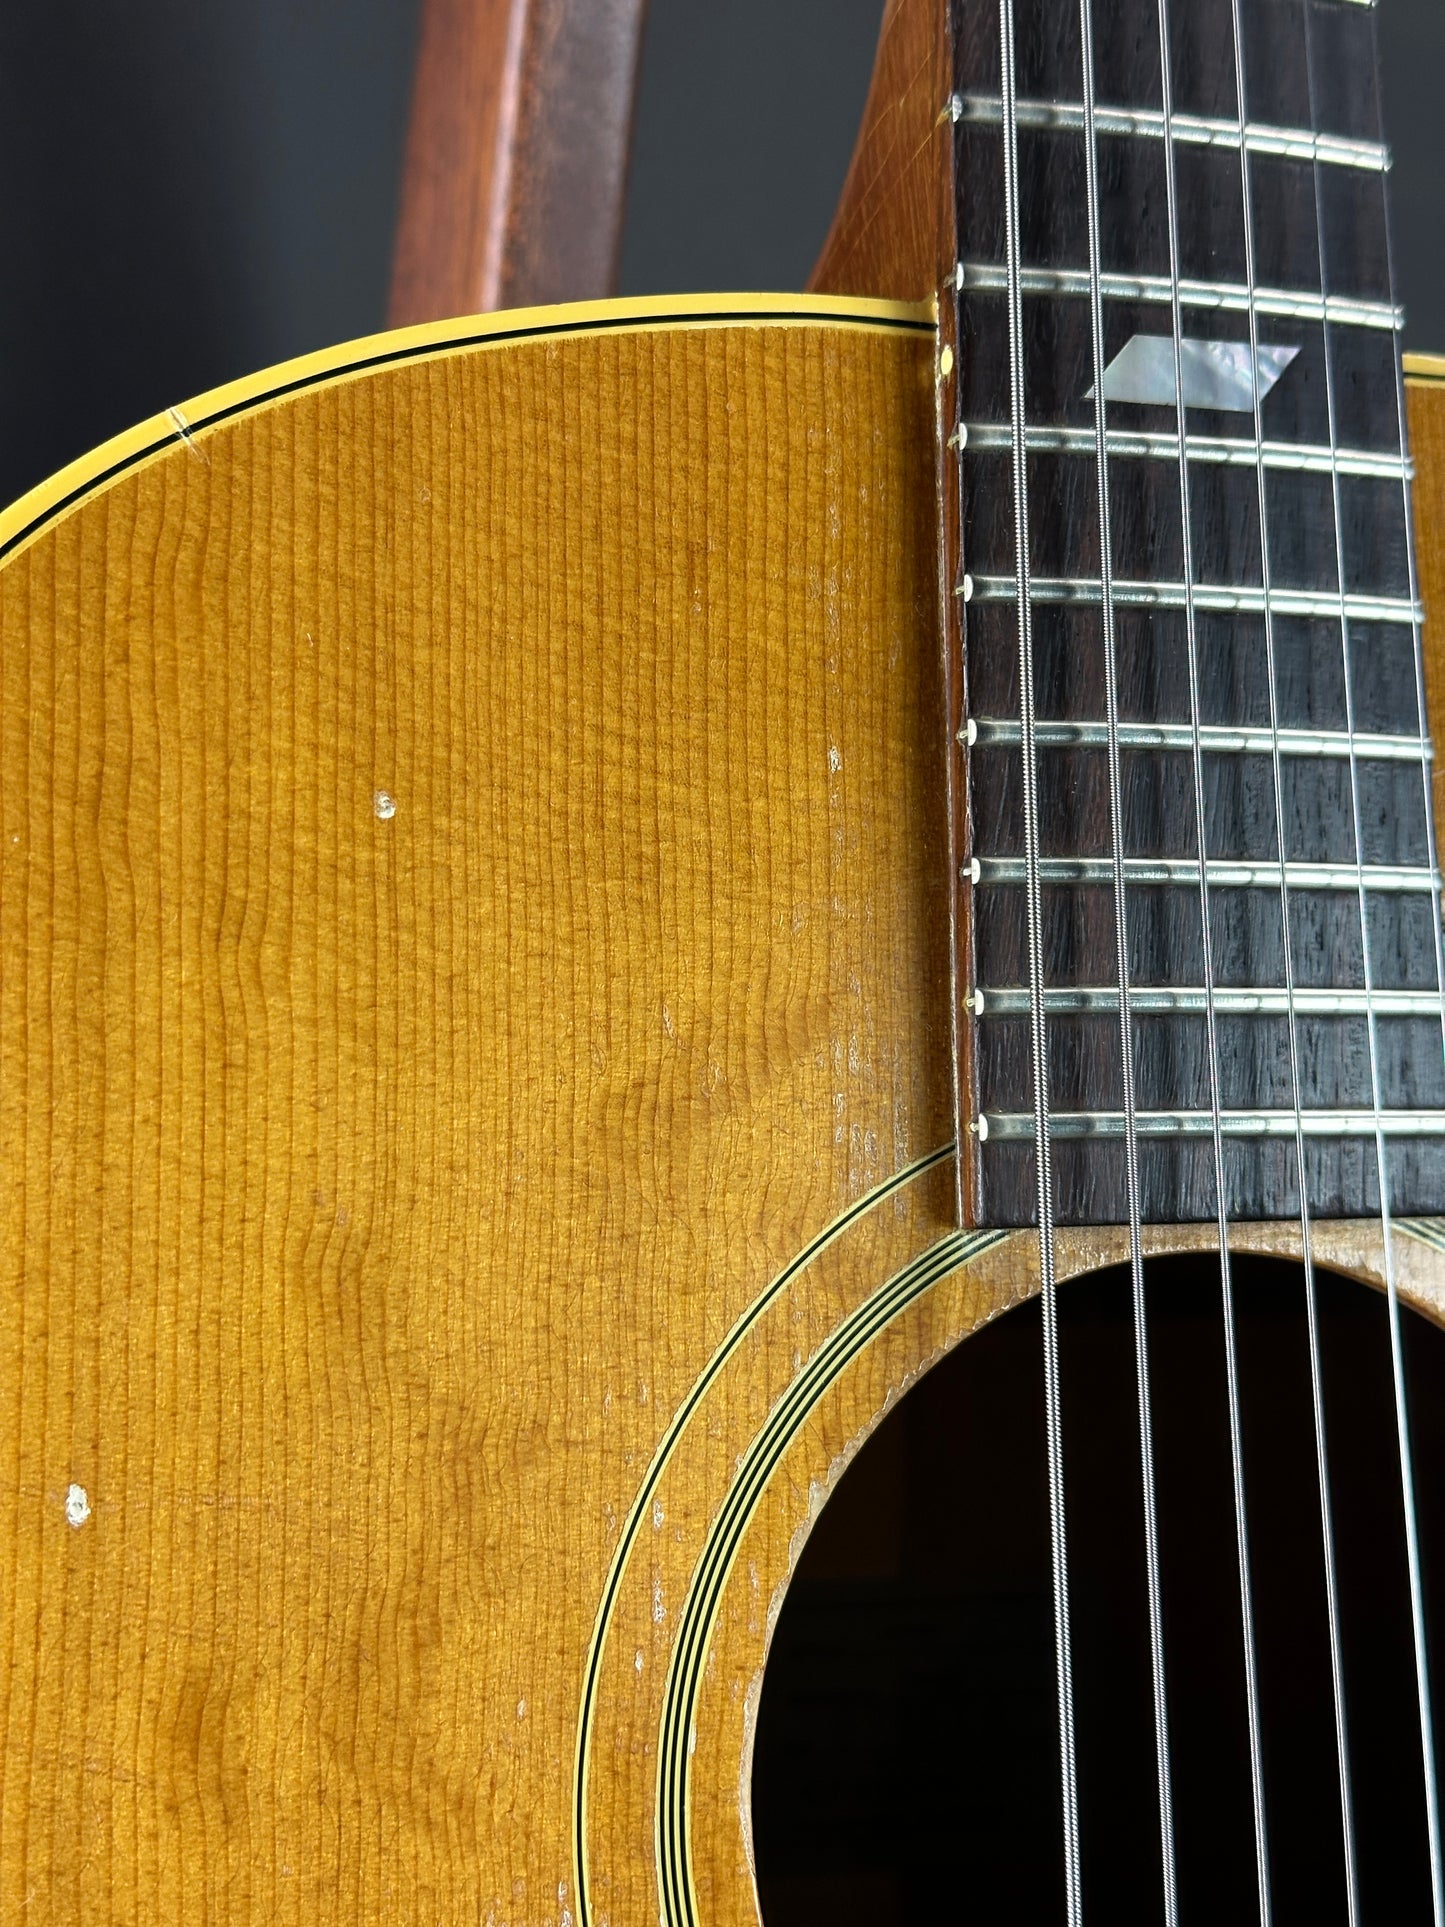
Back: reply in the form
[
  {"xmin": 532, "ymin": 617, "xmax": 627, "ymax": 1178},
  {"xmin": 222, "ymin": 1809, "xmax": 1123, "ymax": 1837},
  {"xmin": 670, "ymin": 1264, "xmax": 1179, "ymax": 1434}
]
[
  {"xmin": 571, "ymin": 1142, "xmax": 955, "ymax": 1927},
  {"xmin": 0, "ymin": 307, "xmax": 935, "ymax": 567},
  {"xmin": 654, "ymin": 1228, "xmax": 1008, "ymax": 1927}
]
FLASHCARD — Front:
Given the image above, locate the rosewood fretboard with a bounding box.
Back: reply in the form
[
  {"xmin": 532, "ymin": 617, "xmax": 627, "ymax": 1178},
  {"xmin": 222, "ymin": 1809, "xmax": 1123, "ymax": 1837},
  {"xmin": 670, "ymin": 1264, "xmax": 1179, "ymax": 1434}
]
[{"xmin": 948, "ymin": 0, "xmax": 1445, "ymax": 1225}]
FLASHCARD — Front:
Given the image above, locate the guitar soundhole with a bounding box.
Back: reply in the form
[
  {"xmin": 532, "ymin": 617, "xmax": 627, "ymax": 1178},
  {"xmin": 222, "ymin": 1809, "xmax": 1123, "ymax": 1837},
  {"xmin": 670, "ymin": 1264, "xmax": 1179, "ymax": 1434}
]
[{"xmin": 752, "ymin": 1257, "xmax": 1445, "ymax": 1924}]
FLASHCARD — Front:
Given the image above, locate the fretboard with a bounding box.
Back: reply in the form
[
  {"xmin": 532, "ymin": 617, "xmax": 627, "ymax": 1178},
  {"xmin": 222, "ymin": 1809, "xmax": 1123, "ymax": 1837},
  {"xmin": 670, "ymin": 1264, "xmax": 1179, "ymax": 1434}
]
[{"xmin": 947, "ymin": 0, "xmax": 1445, "ymax": 1224}]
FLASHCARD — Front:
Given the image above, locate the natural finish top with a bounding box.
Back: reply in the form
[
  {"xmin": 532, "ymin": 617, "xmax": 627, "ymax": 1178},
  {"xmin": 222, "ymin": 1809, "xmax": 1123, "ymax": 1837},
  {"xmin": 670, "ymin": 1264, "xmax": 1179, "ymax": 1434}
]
[{"xmin": 0, "ymin": 301, "xmax": 947, "ymax": 1924}]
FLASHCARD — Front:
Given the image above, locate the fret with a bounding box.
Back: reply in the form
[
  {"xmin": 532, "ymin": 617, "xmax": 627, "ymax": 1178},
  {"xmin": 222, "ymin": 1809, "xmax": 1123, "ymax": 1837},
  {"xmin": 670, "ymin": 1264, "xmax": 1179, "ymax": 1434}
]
[
  {"xmin": 973, "ymin": 885, "xmax": 1441, "ymax": 992},
  {"xmin": 975, "ymin": 858, "xmax": 1439, "ymax": 892},
  {"xmin": 974, "ymin": 987, "xmax": 1445, "ymax": 1019},
  {"xmin": 954, "ymin": 92, "xmax": 1388, "ymax": 173},
  {"xmin": 965, "ymin": 606, "xmax": 1424, "ymax": 739},
  {"xmin": 970, "ymin": 719, "xmax": 1429, "ymax": 761},
  {"xmin": 947, "ymin": 0, "xmax": 1445, "ymax": 1229},
  {"xmin": 967, "ymin": 576, "xmax": 1420, "ymax": 624},
  {"xmin": 944, "ymin": 4, "xmax": 1445, "ymax": 1887},
  {"xmin": 840, "ymin": 0, "xmax": 1445, "ymax": 1903},
  {"xmin": 957, "ymin": 310, "xmax": 1402, "ymax": 455},
  {"xmin": 961, "ymin": 422, "xmax": 1409, "ymax": 480},
  {"xmin": 957, "ymin": 261, "xmax": 1401, "ymax": 329},
  {"xmin": 971, "ymin": 1141, "xmax": 1445, "ymax": 1224},
  {"xmin": 981, "ymin": 1109, "xmax": 1445, "ymax": 1142}
]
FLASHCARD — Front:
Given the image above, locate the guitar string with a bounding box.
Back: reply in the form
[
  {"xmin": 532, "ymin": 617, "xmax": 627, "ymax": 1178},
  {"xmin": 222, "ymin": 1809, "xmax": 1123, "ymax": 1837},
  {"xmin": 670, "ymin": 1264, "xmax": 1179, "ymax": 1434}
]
[
  {"xmin": 1154, "ymin": 1, "xmax": 1273, "ymax": 1919},
  {"xmin": 997, "ymin": 3, "xmax": 1083, "ymax": 1917},
  {"xmin": 1225, "ymin": 6, "xmax": 1358, "ymax": 1920},
  {"xmin": 1075, "ymin": 4, "xmax": 1179, "ymax": 1922},
  {"xmin": 1362, "ymin": 9, "xmax": 1445, "ymax": 1916}
]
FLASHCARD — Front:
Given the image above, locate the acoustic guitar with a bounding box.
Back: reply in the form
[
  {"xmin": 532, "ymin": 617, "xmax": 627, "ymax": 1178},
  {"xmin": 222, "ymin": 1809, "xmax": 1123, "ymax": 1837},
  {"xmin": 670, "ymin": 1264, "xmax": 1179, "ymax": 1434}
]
[{"xmin": 3, "ymin": 0, "xmax": 1445, "ymax": 1920}]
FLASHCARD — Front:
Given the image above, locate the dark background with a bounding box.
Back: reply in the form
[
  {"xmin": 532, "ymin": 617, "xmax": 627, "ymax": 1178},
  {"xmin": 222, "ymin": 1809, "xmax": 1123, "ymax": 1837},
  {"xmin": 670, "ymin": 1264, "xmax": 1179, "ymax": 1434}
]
[{"xmin": 0, "ymin": 0, "xmax": 1439, "ymax": 511}]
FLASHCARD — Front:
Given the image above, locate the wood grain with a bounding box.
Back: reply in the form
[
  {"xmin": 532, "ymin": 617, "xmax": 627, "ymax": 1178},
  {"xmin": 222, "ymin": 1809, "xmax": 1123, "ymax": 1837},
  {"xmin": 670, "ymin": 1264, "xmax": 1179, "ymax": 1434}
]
[
  {"xmin": 809, "ymin": 0, "xmax": 953, "ymax": 305},
  {"xmin": 808, "ymin": 0, "xmax": 965, "ymax": 1211},
  {"xmin": 388, "ymin": 0, "xmax": 648, "ymax": 323},
  {"xmin": 954, "ymin": 1, "xmax": 1440, "ymax": 1228},
  {"xmin": 3, "ymin": 307, "xmax": 1444, "ymax": 1925},
  {"xmin": 684, "ymin": 1210, "xmax": 1445, "ymax": 1927},
  {"xmin": 0, "ymin": 307, "xmax": 954, "ymax": 1923}
]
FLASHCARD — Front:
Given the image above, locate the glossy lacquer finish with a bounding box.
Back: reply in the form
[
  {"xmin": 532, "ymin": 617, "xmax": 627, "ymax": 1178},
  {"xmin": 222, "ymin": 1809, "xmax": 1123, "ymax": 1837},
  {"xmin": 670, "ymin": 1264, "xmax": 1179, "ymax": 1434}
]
[
  {"xmin": 0, "ymin": 300, "xmax": 958, "ymax": 1927},
  {"xmin": 948, "ymin": 0, "xmax": 1445, "ymax": 1225}
]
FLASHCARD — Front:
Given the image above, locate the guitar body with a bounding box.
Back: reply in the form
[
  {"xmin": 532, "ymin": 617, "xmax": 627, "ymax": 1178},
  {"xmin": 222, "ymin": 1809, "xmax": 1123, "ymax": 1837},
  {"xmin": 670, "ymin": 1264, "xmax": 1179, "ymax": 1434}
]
[
  {"xmin": 1, "ymin": 289, "xmax": 1443, "ymax": 1927},
  {"xmin": 0, "ymin": 296, "xmax": 957, "ymax": 1923},
  {"xmin": 6, "ymin": 5, "xmax": 1445, "ymax": 1924}
]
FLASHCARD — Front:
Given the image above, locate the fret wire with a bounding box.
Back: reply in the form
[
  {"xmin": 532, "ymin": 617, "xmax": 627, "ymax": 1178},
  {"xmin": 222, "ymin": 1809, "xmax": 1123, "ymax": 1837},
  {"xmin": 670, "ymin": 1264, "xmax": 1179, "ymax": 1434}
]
[
  {"xmin": 968, "ymin": 576, "xmax": 1421, "ymax": 624},
  {"xmin": 1154, "ymin": 1, "xmax": 1272, "ymax": 1910},
  {"xmin": 975, "ymin": 986, "xmax": 1445, "ymax": 1018},
  {"xmin": 1228, "ymin": 4, "xmax": 1358, "ymax": 1907},
  {"xmin": 1353, "ymin": 7, "xmax": 1445, "ymax": 1916},
  {"xmin": 1076, "ymin": 0, "xmax": 1179, "ymax": 1914},
  {"xmin": 983, "ymin": 1108, "xmax": 1445, "ymax": 1141},
  {"xmin": 971, "ymin": 720, "xmax": 1430, "ymax": 761},
  {"xmin": 957, "ymin": 261, "xmax": 1402, "ymax": 329},
  {"xmin": 962, "ymin": 422, "xmax": 1410, "ymax": 481},
  {"xmin": 955, "ymin": 93, "xmax": 1389, "ymax": 172},
  {"xmin": 977, "ymin": 857, "xmax": 1439, "ymax": 891},
  {"xmin": 997, "ymin": 4, "xmax": 1083, "ymax": 1917}
]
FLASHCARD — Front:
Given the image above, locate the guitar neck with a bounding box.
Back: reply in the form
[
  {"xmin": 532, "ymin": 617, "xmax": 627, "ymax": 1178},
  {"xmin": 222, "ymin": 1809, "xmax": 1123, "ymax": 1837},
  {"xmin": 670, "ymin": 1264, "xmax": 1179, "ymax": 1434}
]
[{"xmin": 944, "ymin": 0, "xmax": 1444, "ymax": 1228}]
